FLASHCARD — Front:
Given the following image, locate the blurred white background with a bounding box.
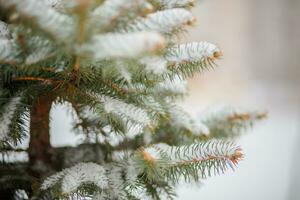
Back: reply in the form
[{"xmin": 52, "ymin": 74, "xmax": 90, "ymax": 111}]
[
  {"xmin": 50, "ymin": 0, "xmax": 300, "ymax": 199},
  {"xmin": 176, "ymin": 0, "xmax": 300, "ymax": 199}
]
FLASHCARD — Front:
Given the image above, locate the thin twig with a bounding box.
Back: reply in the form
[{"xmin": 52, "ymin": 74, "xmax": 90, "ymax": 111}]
[{"xmin": 12, "ymin": 76, "xmax": 56, "ymax": 84}]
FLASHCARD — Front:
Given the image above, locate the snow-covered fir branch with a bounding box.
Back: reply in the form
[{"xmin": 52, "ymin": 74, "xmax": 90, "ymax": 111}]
[
  {"xmin": 91, "ymin": 0, "xmax": 153, "ymax": 28},
  {"xmin": 42, "ymin": 0, "xmax": 64, "ymax": 8},
  {"xmin": 0, "ymin": 21, "xmax": 11, "ymax": 38},
  {"xmin": 105, "ymin": 165, "xmax": 127, "ymax": 199},
  {"xmin": 126, "ymin": 8, "xmax": 195, "ymax": 34},
  {"xmin": 154, "ymin": 76, "xmax": 188, "ymax": 95},
  {"xmin": 168, "ymin": 105, "xmax": 210, "ymax": 136},
  {"xmin": 164, "ymin": 42, "xmax": 223, "ymax": 77},
  {"xmin": 0, "ymin": 38, "xmax": 20, "ymax": 64},
  {"xmin": 166, "ymin": 42, "xmax": 222, "ymax": 64},
  {"xmin": 152, "ymin": 0, "xmax": 195, "ymax": 9},
  {"xmin": 153, "ymin": 141, "xmax": 242, "ymax": 164},
  {"xmin": 24, "ymin": 36, "xmax": 54, "ymax": 65},
  {"xmin": 0, "ymin": 21, "xmax": 20, "ymax": 63},
  {"xmin": 99, "ymin": 95, "xmax": 151, "ymax": 125},
  {"xmin": 77, "ymin": 32, "xmax": 165, "ymax": 59},
  {"xmin": 199, "ymin": 105, "xmax": 267, "ymax": 139},
  {"xmin": 140, "ymin": 56, "xmax": 167, "ymax": 74},
  {"xmin": 0, "ymin": 96, "xmax": 22, "ymax": 141},
  {"xmin": 0, "ymin": 0, "xmax": 74, "ymax": 41},
  {"xmin": 42, "ymin": 162, "xmax": 108, "ymax": 193},
  {"xmin": 139, "ymin": 140, "xmax": 243, "ymax": 182},
  {"xmin": 62, "ymin": 162, "xmax": 108, "ymax": 193}
]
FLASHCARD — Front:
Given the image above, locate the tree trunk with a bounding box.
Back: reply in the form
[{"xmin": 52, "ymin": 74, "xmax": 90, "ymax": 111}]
[
  {"xmin": 28, "ymin": 95, "xmax": 54, "ymax": 177},
  {"xmin": 0, "ymin": 95, "xmax": 107, "ymax": 198}
]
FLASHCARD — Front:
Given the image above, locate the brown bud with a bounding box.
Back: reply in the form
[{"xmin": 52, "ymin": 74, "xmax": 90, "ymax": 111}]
[
  {"xmin": 140, "ymin": 148, "xmax": 156, "ymax": 163},
  {"xmin": 188, "ymin": 0, "xmax": 196, "ymax": 7},
  {"xmin": 187, "ymin": 16, "xmax": 197, "ymax": 26},
  {"xmin": 213, "ymin": 51, "xmax": 223, "ymax": 59},
  {"xmin": 230, "ymin": 148, "xmax": 244, "ymax": 165}
]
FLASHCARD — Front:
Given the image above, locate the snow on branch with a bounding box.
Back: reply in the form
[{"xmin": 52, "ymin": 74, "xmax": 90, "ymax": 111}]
[
  {"xmin": 91, "ymin": 0, "xmax": 153, "ymax": 28},
  {"xmin": 25, "ymin": 36, "xmax": 54, "ymax": 65},
  {"xmin": 0, "ymin": 0, "xmax": 74, "ymax": 41},
  {"xmin": 42, "ymin": 162, "xmax": 108, "ymax": 193},
  {"xmin": 152, "ymin": 0, "xmax": 195, "ymax": 9},
  {"xmin": 0, "ymin": 21, "xmax": 20, "ymax": 63},
  {"xmin": 25, "ymin": 47, "xmax": 52, "ymax": 65},
  {"xmin": 41, "ymin": 171, "xmax": 65, "ymax": 191},
  {"xmin": 140, "ymin": 56, "xmax": 167, "ymax": 74},
  {"xmin": 137, "ymin": 140, "xmax": 243, "ymax": 182},
  {"xmin": 41, "ymin": 141, "xmax": 242, "ymax": 195},
  {"xmin": 42, "ymin": 161, "xmax": 138, "ymax": 198},
  {"xmin": 0, "ymin": 20, "xmax": 53, "ymax": 65},
  {"xmin": 200, "ymin": 106, "xmax": 267, "ymax": 139},
  {"xmin": 166, "ymin": 41, "xmax": 222, "ymax": 64},
  {"xmin": 126, "ymin": 8, "xmax": 195, "ymax": 34},
  {"xmin": 61, "ymin": 163, "xmax": 108, "ymax": 193},
  {"xmin": 105, "ymin": 166, "xmax": 127, "ymax": 199},
  {"xmin": 99, "ymin": 94, "xmax": 155, "ymax": 144},
  {"xmin": 156, "ymin": 141, "xmax": 242, "ymax": 164},
  {"xmin": 99, "ymin": 95, "xmax": 151, "ymax": 125},
  {"xmin": 0, "ymin": 38, "xmax": 20, "ymax": 64},
  {"xmin": 165, "ymin": 42, "xmax": 222, "ymax": 77},
  {"xmin": 168, "ymin": 105, "xmax": 209, "ymax": 136},
  {"xmin": 0, "ymin": 21, "xmax": 11, "ymax": 39},
  {"xmin": 77, "ymin": 32, "xmax": 165, "ymax": 59},
  {"xmin": 154, "ymin": 76, "xmax": 188, "ymax": 95},
  {"xmin": 42, "ymin": 0, "xmax": 63, "ymax": 8},
  {"xmin": 0, "ymin": 96, "xmax": 22, "ymax": 141}
]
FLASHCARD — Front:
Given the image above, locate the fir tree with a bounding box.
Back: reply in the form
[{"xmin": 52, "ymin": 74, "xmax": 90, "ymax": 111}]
[{"xmin": 0, "ymin": 0, "xmax": 266, "ymax": 199}]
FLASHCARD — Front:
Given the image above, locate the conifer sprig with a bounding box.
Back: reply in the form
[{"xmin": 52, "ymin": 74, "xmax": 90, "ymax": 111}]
[
  {"xmin": 136, "ymin": 141, "xmax": 243, "ymax": 182},
  {"xmin": 0, "ymin": 0, "xmax": 74, "ymax": 41},
  {"xmin": 41, "ymin": 141, "xmax": 242, "ymax": 198}
]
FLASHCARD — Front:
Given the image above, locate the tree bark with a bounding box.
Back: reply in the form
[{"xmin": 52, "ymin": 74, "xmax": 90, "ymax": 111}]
[{"xmin": 28, "ymin": 95, "xmax": 54, "ymax": 177}]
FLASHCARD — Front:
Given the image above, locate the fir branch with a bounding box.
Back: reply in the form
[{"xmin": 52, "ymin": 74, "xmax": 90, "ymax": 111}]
[
  {"xmin": 153, "ymin": 76, "xmax": 188, "ymax": 96},
  {"xmin": 101, "ymin": 79, "xmax": 128, "ymax": 95},
  {"xmin": 42, "ymin": 0, "xmax": 64, "ymax": 9},
  {"xmin": 137, "ymin": 141, "xmax": 243, "ymax": 183},
  {"xmin": 0, "ymin": 20, "xmax": 11, "ymax": 38},
  {"xmin": 98, "ymin": 95, "xmax": 151, "ymax": 125},
  {"xmin": 166, "ymin": 42, "xmax": 222, "ymax": 63},
  {"xmin": 61, "ymin": 162, "xmax": 108, "ymax": 193},
  {"xmin": 140, "ymin": 56, "xmax": 167, "ymax": 75},
  {"xmin": 0, "ymin": 0, "xmax": 74, "ymax": 41},
  {"xmin": 0, "ymin": 38, "xmax": 20, "ymax": 64},
  {"xmin": 24, "ymin": 35, "xmax": 55, "ymax": 65},
  {"xmin": 126, "ymin": 8, "xmax": 195, "ymax": 34},
  {"xmin": 165, "ymin": 41, "xmax": 222, "ymax": 77},
  {"xmin": 42, "ymin": 162, "xmax": 108, "ymax": 193},
  {"xmin": 150, "ymin": 0, "xmax": 195, "ymax": 9},
  {"xmin": 91, "ymin": 0, "xmax": 153, "ymax": 32},
  {"xmin": 200, "ymin": 106, "xmax": 267, "ymax": 139},
  {"xmin": 105, "ymin": 165, "xmax": 127, "ymax": 199},
  {"xmin": 11, "ymin": 76, "xmax": 58, "ymax": 84},
  {"xmin": 168, "ymin": 105, "xmax": 210, "ymax": 136},
  {"xmin": 77, "ymin": 32, "xmax": 165, "ymax": 59},
  {"xmin": 0, "ymin": 146, "xmax": 26, "ymax": 152},
  {"xmin": 0, "ymin": 96, "xmax": 22, "ymax": 142}
]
